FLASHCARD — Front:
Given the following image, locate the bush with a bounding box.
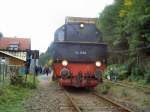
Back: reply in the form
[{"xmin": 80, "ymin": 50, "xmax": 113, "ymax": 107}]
[
  {"xmin": 144, "ymin": 69, "xmax": 150, "ymax": 84},
  {"xmin": 10, "ymin": 75, "xmax": 24, "ymax": 85},
  {"xmin": 119, "ymin": 70, "xmax": 128, "ymax": 80},
  {"xmin": 104, "ymin": 64, "xmax": 129, "ymax": 80},
  {"xmin": 122, "ymin": 89, "xmax": 128, "ymax": 97},
  {"xmin": 103, "ymin": 64, "xmax": 117, "ymax": 79},
  {"xmin": 23, "ymin": 75, "xmax": 37, "ymax": 89},
  {"xmin": 100, "ymin": 83, "xmax": 111, "ymax": 94},
  {"xmin": 0, "ymin": 89, "xmax": 4, "ymax": 96},
  {"xmin": 10, "ymin": 74, "xmax": 37, "ymax": 89},
  {"xmin": 118, "ymin": 65, "xmax": 128, "ymax": 80},
  {"xmin": 129, "ymin": 65, "xmax": 144, "ymax": 81},
  {"xmin": 25, "ymin": 81, "xmax": 37, "ymax": 89}
]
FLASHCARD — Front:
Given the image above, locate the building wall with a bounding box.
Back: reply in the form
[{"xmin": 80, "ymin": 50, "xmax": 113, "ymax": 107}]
[
  {"xmin": 9, "ymin": 57, "xmax": 25, "ymax": 66},
  {"xmin": 4, "ymin": 51, "xmax": 26, "ymax": 61},
  {"xmin": 0, "ymin": 53, "xmax": 25, "ymax": 66}
]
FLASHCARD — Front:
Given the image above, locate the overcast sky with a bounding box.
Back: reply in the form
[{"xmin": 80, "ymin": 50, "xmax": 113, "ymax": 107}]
[{"xmin": 0, "ymin": 0, "xmax": 114, "ymax": 53}]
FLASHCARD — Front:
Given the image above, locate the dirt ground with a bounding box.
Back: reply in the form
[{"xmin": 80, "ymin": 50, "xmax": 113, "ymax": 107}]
[
  {"xmin": 95, "ymin": 82, "xmax": 150, "ymax": 112},
  {"xmin": 24, "ymin": 75, "xmax": 68, "ymax": 112},
  {"xmin": 24, "ymin": 75, "xmax": 150, "ymax": 112}
]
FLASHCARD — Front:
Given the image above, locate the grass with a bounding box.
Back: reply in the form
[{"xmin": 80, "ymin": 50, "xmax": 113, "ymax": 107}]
[
  {"xmin": 0, "ymin": 85, "xmax": 32, "ymax": 112},
  {"xmin": 24, "ymin": 74, "xmax": 38, "ymax": 89},
  {"xmin": 98, "ymin": 81, "xmax": 150, "ymax": 109},
  {"xmin": 98, "ymin": 83, "xmax": 111, "ymax": 94},
  {"xmin": 0, "ymin": 75, "xmax": 36, "ymax": 112}
]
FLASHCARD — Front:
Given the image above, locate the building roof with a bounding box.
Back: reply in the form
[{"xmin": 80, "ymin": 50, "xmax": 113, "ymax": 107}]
[
  {"xmin": 0, "ymin": 37, "xmax": 31, "ymax": 50},
  {"xmin": 0, "ymin": 51, "xmax": 26, "ymax": 62},
  {"xmin": 65, "ymin": 16, "xmax": 97, "ymax": 24}
]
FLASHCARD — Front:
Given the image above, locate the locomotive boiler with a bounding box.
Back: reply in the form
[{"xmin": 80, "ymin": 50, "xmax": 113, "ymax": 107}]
[{"xmin": 52, "ymin": 17, "xmax": 107, "ymax": 88}]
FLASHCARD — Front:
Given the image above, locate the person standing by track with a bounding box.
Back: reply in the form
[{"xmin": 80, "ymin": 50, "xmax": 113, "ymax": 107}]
[{"xmin": 44, "ymin": 65, "xmax": 50, "ymax": 76}]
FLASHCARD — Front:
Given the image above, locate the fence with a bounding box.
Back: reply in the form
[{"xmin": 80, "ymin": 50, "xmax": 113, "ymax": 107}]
[{"xmin": 0, "ymin": 63, "xmax": 21, "ymax": 87}]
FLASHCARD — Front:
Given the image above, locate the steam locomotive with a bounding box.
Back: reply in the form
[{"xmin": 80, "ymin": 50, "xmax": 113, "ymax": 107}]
[{"xmin": 52, "ymin": 17, "xmax": 107, "ymax": 88}]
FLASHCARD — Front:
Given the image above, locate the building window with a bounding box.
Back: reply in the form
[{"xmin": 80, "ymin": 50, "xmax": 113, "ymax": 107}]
[
  {"xmin": 8, "ymin": 44, "xmax": 19, "ymax": 50},
  {"xmin": 0, "ymin": 57, "xmax": 6, "ymax": 63}
]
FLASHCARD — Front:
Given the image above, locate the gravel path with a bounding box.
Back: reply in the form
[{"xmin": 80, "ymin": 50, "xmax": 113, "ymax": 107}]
[
  {"xmin": 24, "ymin": 75, "xmax": 73, "ymax": 112},
  {"xmin": 66, "ymin": 89, "xmax": 123, "ymax": 112},
  {"xmin": 24, "ymin": 75, "xmax": 132, "ymax": 112}
]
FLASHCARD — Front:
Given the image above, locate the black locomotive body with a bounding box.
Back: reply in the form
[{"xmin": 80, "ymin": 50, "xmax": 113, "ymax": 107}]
[{"xmin": 52, "ymin": 17, "xmax": 107, "ymax": 88}]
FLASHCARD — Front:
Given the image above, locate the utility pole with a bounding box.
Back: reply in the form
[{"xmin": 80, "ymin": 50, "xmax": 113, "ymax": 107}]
[
  {"xmin": 25, "ymin": 49, "xmax": 31, "ymax": 84},
  {"xmin": 33, "ymin": 59, "xmax": 36, "ymax": 86},
  {"xmin": 32, "ymin": 50, "xmax": 39, "ymax": 87}
]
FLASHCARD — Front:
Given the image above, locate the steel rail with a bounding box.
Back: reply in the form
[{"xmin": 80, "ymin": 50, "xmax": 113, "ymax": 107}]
[
  {"xmin": 104, "ymin": 80, "xmax": 150, "ymax": 92},
  {"xmin": 63, "ymin": 89, "xmax": 82, "ymax": 112},
  {"xmin": 93, "ymin": 92, "xmax": 134, "ymax": 112},
  {"xmin": 117, "ymin": 81, "xmax": 150, "ymax": 90},
  {"xmin": 63, "ymin": 87, "xmax": 134, "ymax": 112}
]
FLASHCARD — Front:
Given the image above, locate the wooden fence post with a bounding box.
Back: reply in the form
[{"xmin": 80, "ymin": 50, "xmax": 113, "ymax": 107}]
[{"xmin": 0, "ymin": 64, "xmax": 1, "ymax": 83}]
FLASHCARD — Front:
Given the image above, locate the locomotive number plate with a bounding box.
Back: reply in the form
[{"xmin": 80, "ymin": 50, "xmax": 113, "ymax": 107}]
[{"xmin": 75, "ymin": 51, "xmax": 87, "ymax": 55}]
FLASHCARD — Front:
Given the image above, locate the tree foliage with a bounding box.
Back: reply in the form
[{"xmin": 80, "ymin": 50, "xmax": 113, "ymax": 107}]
[
  {"xmin": 98, "ymin": 0, "xmax": 150, "ymax": 83},
  {"xmin": 97, "ymin": 0, "xmax": 124, "ymax": 47},
  {"xmin": 39, "ymin": 42, "xmax": 54, "ymax": 66},
  {"xmin": 97, "ymin": 0, "xmax": 150, "ymax": 50}
]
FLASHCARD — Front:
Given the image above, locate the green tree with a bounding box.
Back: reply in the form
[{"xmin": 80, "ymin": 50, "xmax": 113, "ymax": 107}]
[
  {"xmin": 125, "ymin": 0, "xmax": 150, "ymax": 49},
  {"xmin": 97, "ymin": 0, "xmax": 150, "ymax": 50},
  {"xmin": 97, "ymin": 0, "xmax": 150, "ymax": 82},
  {"xmin": 39, "ymin": 42, "xmax": 54, "ymax": 66},
  {"xmin": 97, "ymin": 0, "xmax": 124, "ymax": 48}
]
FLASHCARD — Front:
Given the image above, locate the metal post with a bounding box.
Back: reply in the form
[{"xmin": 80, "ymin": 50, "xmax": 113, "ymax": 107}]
[
  {"xmin": 0, "ymin": 64, "xmax": 1, "ymax": 83},
  {"xmin": 3, "ymin": 63, "xmax": 5, "ymax": 83},
  {"xmin": 5, "ymin": 64, "xmax": 8, "ymax": 84},
  {"xmin": 5, "ymin": 64, "xmax": 7, "ymax": 77},
  {"xmin": 33, "ymin": 59, "xmax": 36, "ymax": 86}
]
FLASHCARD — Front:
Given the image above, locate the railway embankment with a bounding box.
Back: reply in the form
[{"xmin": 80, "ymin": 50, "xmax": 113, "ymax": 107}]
[
  {"xmin": 24, "ymin": 75, "xmax": 71, "ymax": 112},
  {"xmin": 25, "ymin": 75, "xmax": 133, "ymax": 112},
  {"xmin": 23, "ymin": 75, "xmax": 150, "ymax": 112},
  {"xmin": 95, "ymin": 81, "xmax": 150, "ymax": 112}
]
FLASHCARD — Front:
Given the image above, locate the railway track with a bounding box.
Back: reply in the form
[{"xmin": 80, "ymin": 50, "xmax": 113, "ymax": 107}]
[
  {"xmin": 59, "ymin": 95, "xmax": 77, "ymax": 112},
  {"xmin": 63, "ymin": 88, "xmax": 133, "ymax": 112},
  {"xmin": 104, "ymin": 80, "xmax": 150, "ymax": 93},
  {"xmin": 117, "ymin": 81, "xmax": 150, "ymax": 90}
]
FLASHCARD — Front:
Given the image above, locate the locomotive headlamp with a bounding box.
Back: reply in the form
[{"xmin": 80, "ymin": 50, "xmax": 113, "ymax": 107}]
[
  {"xmin": 95, "ymin": 61, "xmax": 102, "ymax": 67},
  {"xmin": 62, "ymin": 60, "xmax": 68, "ymax": 66},
  {"xmin": 80, "ymin": 23, "xmax": 84, "ymax": 28}
]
